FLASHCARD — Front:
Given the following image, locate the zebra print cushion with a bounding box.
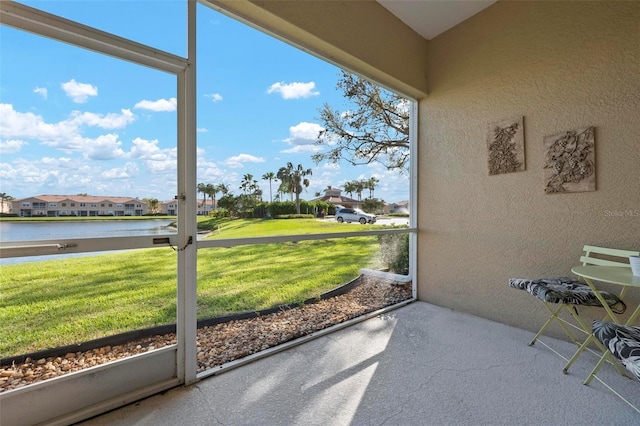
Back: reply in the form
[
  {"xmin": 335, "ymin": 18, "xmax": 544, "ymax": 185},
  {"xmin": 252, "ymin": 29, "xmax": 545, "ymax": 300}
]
[
  {"xmin": 592, "ymin": 321, "xmax": 640, "ymax": 381},
  {"xmin": 509, "ymin": 277, "xmax": 626, "ymax": 314}
]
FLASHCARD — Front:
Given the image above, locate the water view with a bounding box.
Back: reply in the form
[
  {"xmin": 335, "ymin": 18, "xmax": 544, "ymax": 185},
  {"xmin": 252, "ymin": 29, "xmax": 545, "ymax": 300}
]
[{"xmin": 0, "ymin": 220, "xmax": 175, "ymax": 265}]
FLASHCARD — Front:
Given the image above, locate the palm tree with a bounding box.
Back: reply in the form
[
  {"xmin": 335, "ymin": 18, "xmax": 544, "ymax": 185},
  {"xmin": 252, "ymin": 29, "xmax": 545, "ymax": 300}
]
[
  {"xmin": 217, "ymin": 183, "xmax": 230, "ymax": 196},
  {"xmin": 354, "ymin": 180, "xmax": 365, "ymax": 201},
  {"xmin": 277, "ymin": 165, "xmax": 294, "ymax": 202},
  {"xmin": 262, "ymin": 172, "xmax": 277, "ymax": 203},
  {"xmin": 240, "ymin": 173, "xmax": 254, "ymax": 194},
  {"xmin": 205, "ymin": 183, "xmax": 215, "ymax": 212},
  {"xmin": 197, "ymin": 183, "xmax": 207, "ymax": 214},
  {"xmin": 343, "ymin": 181, "xmax": 356, "ymax": 199},
  {"xmin": 278, "ymin": 162, "xmax": 312, "ymax": 214},
  {"xmin": 1, "ymin": 193, "xmax": 14, "ymax": 214},
  {"xmin": 251, "ymin": 179, "xmax": 260, "ymax": 200},
  {"xmin": 366, "ymin": 177, "xmax": 379, "ymax": 199}
]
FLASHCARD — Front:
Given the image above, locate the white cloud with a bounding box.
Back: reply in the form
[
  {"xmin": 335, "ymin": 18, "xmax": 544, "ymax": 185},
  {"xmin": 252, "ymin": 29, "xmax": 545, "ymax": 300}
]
[
  {"xmin": 0, "ymin": 104, "xmax": 137, "ymax": 157},
  {"xmin": 196, "ymin": 156, "xmax": 225, "ymax": 183},
  {"xmin": 0, "ymin": 139, "xmax": 27, "ymax": 155},
  {"xmin": 101, "ymin": 162, "xmax": 140, "ymax": 179},
  {"xmin": 34, "ymin": 87, "xmax": 48, "ymax": 99},
  {"xmin": 396, "ymin": 99, "xmax": 411, "ymax": 115},
  {"xmin": 0, "ymin": 157, "xmax": 95, "ymax": 195},
  {"xmin": 205, "ymin": 93, "xmax": 223, "ymax": 102},
  {"xmin": 281, "ymin": 121, "xmax": 323, "ymax": 154},
  {"xmin": 281, "ymin": 144, "xmax": 320, "ymax": 154},
  {"xmin": 130, "ymin": 137, "xmax": 162, "ymax": 159},
  {"xmin": 0, "ymin": 103, "xmax": 82, "ymax": 150},
  {"xmin": 322, "ymin": 162, "xmax": 341, "ymax": 171},
  {"xmin": 267, "ymin": 81, "xmax": 319, "ymax": 99},
  {"xmin": 61, "ymin": 79, "xmax": 98, "ymax": 103},
  {"xmin": 69, "ymin": 109, "xmax": 135, "ymax": 129},
  {"xmin": 222, "ymin": 153, "xmax": 265, "ymax": 169},
  {"xmin": 359, "ymin": 162, "xmax": 409, "ymax": 203},
  {"xmin": 130, "ymin": 137, "xmax": 177, "ymax": 173},
  {"xmin": 197, "ymin": 128, "xmax": 208, "ymax": 133},
  {"xmin": 134, "ymin": 97, "xmax": 177, "ymax": 112},
  {"xmin": 85, "ymin": 134, "xmax": 125, "ymax": 161}
]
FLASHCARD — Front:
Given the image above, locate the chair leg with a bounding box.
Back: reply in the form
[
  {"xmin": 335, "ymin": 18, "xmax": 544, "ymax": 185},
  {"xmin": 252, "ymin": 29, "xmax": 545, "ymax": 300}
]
[
  {"xmin": 530, "ymin": 302, "xmax": 582, "ymax": 347},
  {"xmin": 529, "ymin": 304, "xmax": 563, "ymax": 346},
  {"xmin": 584, "ymin": 351, "xmax": 621, "ymax": 385},
  {"xmin": 562, "ymin": 308, "xmax": 627, "ymax": 376}
]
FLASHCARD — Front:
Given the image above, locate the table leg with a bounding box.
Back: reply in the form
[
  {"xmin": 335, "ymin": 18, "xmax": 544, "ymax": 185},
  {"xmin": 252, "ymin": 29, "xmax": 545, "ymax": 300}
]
[{"xmin": 575, "ymin": 277, "xmax": 630, "ymax": 379}]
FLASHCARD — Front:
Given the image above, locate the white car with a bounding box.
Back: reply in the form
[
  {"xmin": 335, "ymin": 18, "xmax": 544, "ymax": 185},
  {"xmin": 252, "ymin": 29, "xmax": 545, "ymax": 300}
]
[{"xmin": 335, "ymin": 208, "xmax": 376, "ymax": 224}]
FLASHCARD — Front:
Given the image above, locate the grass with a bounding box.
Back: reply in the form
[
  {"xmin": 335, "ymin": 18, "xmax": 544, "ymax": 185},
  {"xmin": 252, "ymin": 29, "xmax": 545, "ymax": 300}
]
[
  {"xmin": 197, "ymin": 216, "xmax": 382, "ymax": 236},
  {"xmin": 0, "ymin": 218, "xmax": 389, "ymax": 357}
]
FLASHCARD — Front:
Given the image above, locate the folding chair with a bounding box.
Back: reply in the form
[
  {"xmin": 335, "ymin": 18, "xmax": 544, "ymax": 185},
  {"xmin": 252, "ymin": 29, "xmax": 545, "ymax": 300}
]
[
  {"xmin": 589, "ymin": 321, "xmax": 640, "ymax": 413},
  {"xmin": 509, "ymin": 245, "xmax": 637, "ymax": 371}
]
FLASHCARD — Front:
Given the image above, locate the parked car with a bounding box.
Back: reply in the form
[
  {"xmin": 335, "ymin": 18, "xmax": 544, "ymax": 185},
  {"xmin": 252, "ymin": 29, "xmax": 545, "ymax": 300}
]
[{"xmin": 335, "ymin": 207, "xmax": 376, "ymax": 224}]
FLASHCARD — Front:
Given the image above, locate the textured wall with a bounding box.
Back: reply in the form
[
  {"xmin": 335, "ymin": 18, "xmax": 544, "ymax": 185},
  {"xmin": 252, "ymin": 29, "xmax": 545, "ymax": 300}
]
[{"xmin": 419, "ymin": 1, "xmax": 640, "ymax": 335}]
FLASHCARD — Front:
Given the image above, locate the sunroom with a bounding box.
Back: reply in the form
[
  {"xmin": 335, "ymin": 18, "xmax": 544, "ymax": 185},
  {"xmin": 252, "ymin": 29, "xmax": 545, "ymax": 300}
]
[{"xmin": 1, "ymin": 1, "xmax": 638, "ymax": 425}]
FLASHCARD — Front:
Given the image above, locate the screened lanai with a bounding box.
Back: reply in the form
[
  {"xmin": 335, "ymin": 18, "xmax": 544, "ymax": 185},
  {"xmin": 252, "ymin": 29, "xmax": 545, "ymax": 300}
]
[{"xmin": 1, "ymin": 1, "xmax": 639, "ymax": 424}]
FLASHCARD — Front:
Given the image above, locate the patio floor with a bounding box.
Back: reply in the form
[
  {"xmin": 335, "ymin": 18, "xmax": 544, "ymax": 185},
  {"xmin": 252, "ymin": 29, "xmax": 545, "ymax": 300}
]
[{"xmin": 79, "ymin": 301, "xmax": 639, "ymax": 425}]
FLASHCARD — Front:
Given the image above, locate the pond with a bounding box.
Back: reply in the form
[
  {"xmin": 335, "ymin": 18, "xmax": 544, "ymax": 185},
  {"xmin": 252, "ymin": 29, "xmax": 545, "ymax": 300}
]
[{"xmin": 0, "ymin": 219, "xmax": 175, "ymax": 265}]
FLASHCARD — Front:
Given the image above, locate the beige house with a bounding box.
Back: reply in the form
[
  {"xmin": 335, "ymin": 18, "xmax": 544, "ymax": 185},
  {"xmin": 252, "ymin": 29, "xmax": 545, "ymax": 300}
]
[
  {"xmin": 196, "ymin": 198, "xmax": 216, "ymax": 216},
  {"xmin": 161, "ymin": 199, "xmax": 179, "ymax": 216},
  {"xmin": 311, "ymin": 187, "xmax": 362, "ymax": 210},
  {"xmin": 386, "ymin": 200, "xmax": 409, "ymax": 215},
  {"xmin": 12, "ymin": 195, "xmax": 148, "ymax": 217}
]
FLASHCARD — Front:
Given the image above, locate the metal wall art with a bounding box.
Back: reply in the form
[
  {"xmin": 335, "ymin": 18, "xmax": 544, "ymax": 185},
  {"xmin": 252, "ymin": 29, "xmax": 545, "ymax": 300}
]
[
  {"xmin": 487, "ymin": 116, "xmax": 525, "ymax": 175},
  {"xmin": 543, "ymin": 127, "xmax": 595, "ymax": 194}
]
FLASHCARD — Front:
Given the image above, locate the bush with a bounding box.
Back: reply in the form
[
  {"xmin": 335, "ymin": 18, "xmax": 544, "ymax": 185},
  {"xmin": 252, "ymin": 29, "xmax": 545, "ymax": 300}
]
[
  {"xmin": 379, "ymin": 233, "xmax": 409, "ymax": 274},
  {"xmin": 209, "ymin": 208, "xmax": 229, "ymax": 219},
  {"xmin": 262, "ymin": 200, "xmax": 332, "ymax": 218},
  {"xmin": 274, "ymin": 214, "xmax": 314, "ymax": 219}
]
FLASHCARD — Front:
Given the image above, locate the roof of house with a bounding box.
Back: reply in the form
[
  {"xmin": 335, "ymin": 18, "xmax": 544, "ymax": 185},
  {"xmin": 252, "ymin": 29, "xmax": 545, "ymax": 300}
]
[{"xmin": 14, "ymin": 194, "xmax": 144, "ymax": 203}]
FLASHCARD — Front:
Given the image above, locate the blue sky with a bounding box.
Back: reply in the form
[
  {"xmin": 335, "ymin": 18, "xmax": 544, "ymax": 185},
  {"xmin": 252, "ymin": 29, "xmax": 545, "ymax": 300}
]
[{"xmin": 0, "ymin": 0, "xmax": 410, "ymax": 204}]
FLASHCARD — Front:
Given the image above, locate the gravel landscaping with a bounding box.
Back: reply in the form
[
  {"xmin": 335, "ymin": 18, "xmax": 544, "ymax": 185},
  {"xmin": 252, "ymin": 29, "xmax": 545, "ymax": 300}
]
[{"xmin": 0, "ymin": 277, "xmax": 411, "ymax": 392}]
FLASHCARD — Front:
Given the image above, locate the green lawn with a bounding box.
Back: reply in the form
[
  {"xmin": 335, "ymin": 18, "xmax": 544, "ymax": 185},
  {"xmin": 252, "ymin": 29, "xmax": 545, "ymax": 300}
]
[{"xmin": 0, "ymin": 218, "xmax": 390, "ymax": 357}]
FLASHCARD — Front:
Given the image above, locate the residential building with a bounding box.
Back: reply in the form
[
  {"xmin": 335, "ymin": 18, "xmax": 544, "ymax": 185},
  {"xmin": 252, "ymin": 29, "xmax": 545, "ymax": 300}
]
[
  {"xmin": 196, "ymin": 198, "xmax": 216, "ymax": 216},
  {"xmin": 161, "ymin": 199, "xmax": 178, "ymax": 216},
  {"xmin": 311, "ymin": 186, "xmax": 362, "ymax": 210},
  {"xmin": 387, "ymin": 200, "xmax": 409, "ymax": 214},
  {"xmin": 12, "ymin": 195, "xmax": 148, "ymax": 217}
]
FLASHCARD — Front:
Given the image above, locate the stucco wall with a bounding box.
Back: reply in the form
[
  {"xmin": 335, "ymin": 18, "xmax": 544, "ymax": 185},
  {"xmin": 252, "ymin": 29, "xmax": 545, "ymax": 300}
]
[{"xmin": 419, "ymin": 1, "xmax": 640, "ymax": 336}]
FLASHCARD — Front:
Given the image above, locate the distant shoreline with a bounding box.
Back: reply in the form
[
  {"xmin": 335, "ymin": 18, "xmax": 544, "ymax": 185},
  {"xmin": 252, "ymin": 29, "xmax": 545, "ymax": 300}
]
[{"xmin": 0, "ymin": 216, "xmax": 177, "ymax": 222}]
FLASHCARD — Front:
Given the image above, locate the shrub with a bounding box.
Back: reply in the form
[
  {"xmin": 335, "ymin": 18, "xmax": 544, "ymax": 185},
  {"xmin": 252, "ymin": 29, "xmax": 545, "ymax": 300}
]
[
  {"xmin": 274, "ymin": 214, "xmax": 314, "ymax": 219},
  {"xmin": 379, "ymin": 232, "xmax": 409, "ymax": 274},
  {"xmin": 209, "ymin": 208, "xmax": 229, "ymax": 219}
]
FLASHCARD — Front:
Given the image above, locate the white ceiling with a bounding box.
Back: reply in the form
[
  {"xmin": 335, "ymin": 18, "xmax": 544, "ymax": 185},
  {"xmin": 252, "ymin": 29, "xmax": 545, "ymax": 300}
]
[{"xmin": 377, "ymin": 0, "xmax": 497, "ymax": 40}]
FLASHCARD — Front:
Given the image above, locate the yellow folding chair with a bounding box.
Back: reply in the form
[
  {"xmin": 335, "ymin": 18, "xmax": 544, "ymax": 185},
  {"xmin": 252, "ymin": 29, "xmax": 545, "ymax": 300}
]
[
  {"xmin": 509, "ymin": 245, "xmax": 638, "ymax": 371},
  {"xmin": 589, "ymin": 321, "xmax": 640, "ymax": 413}
]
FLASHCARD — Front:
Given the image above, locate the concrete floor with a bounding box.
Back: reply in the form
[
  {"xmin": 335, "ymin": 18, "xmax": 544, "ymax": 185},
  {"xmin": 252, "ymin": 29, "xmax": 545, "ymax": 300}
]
[{"xmin": 79, "ymin": 302, "xmax": 640, "ymax": 425}]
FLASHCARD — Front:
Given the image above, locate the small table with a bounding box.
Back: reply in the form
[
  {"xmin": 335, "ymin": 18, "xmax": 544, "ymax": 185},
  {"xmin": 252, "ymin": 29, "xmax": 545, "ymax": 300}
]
[{"xmin": 565, "ymin": 265, "xmax": 640, "ymax": 382}]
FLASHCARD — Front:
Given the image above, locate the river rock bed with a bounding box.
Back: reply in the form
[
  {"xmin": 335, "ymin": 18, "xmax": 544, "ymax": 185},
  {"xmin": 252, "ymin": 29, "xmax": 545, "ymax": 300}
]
[{"xmin": 0, "ymin": 277, "xmax": 411, "ymax": 392}]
